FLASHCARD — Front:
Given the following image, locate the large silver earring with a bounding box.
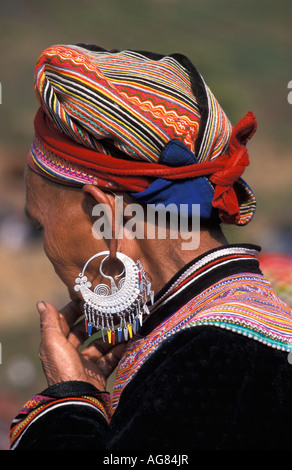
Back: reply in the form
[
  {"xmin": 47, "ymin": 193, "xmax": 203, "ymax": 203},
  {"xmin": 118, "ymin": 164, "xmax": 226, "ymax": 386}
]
[{"xmin": 74, "ymin": 251, "xmax": 154, "ymax": 343}]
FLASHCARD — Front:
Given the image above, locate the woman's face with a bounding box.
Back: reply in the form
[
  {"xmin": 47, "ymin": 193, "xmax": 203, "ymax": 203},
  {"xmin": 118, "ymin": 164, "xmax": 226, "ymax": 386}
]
[{"xmin": 24, "ymin": 167, "xmax": 107, "ymax": 302}]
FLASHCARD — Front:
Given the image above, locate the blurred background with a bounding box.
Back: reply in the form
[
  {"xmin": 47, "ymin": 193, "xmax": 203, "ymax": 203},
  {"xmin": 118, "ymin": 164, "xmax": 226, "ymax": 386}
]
[{"xmin": 0, "ymin": 0, "xmax": 291, "ymax": 450}]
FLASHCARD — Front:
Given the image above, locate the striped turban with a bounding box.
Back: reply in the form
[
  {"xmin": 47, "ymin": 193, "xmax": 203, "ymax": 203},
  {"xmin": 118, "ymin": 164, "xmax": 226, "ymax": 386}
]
[{"xmin": 28, "ymin": 44, "xmax": 257, "ymax": 225}]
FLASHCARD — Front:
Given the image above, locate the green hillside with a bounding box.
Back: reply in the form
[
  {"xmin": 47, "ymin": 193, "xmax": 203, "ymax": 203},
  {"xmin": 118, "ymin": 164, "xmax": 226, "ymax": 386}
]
[{"xmin": 0, "ymin": 0, "xmax": 291, "ymax": 149}]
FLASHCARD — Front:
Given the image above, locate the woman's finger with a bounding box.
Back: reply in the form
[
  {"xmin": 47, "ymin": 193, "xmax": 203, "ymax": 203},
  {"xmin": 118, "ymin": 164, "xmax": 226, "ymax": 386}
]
[
  {"xmin": 81, "ymin": 341, "xmax": 127, "ymax": 378},
  {"xmin": 94, "ymin": 343, "xmax": 127, "ymax": 378},
  {"xmin": 37, "ymin": 300, "xmax": 64, "ymax": 340},
  {"xmin": 67, "ymin": 319, "xmax": 89, "ymax": 350},
  {"xmin": 59, "ymin": 301, "xmax": 83, "ymax": 336},
  {"xmin": 58, "ymin": 301, "xmax": 89, "ymax": 350}
]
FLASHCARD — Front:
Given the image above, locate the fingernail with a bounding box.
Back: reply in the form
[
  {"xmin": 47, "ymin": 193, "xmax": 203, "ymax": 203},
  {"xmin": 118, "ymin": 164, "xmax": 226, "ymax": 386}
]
[{"xmin": 37, "ymin": 301, "xmax": 47, "ymax": 313}]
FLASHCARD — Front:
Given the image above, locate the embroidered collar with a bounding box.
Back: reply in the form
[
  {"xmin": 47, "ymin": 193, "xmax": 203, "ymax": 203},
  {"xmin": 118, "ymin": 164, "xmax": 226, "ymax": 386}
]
[
  {"xmin": 113, "ymin": 243, "xmax": 292, "ymax": 411},
  {"xmin": 141, "ymin": 243, "xmax": 262, "ymax": 336}
]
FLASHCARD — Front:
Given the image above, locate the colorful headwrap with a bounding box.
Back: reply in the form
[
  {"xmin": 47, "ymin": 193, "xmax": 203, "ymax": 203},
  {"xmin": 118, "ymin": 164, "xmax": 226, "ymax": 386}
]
[{"xmin": 28, "ymin": 44, "xmax": 257, "ymax": 225}]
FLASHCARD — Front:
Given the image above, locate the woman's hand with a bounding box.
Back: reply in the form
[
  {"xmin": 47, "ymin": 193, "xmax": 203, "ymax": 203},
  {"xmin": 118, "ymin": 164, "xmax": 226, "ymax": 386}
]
[{"xmin": 37, "ymin": 300, "xmax": 127, "ymax": 391}]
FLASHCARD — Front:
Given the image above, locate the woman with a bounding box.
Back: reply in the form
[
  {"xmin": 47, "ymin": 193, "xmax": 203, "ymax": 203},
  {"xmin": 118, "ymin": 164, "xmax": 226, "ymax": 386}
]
[{"xmin": 10, "ymin": 44, "xmax": 292, "ymax": 450}]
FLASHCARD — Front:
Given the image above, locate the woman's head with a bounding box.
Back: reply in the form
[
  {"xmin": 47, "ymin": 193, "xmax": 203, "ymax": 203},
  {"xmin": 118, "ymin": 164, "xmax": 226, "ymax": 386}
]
[
  {"xmin": 28, "ymin": 44, "xmax": 257, "ymax": 226},
  {"xmin": 25, "ymin": 44, "xmax": 258, "ymax": 294}
]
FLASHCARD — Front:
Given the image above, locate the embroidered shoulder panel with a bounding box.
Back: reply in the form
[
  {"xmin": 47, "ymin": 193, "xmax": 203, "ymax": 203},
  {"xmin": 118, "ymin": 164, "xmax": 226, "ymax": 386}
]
[{"xmin": 112, "ymin": 273, "xmax": 292, "ymax": 410}]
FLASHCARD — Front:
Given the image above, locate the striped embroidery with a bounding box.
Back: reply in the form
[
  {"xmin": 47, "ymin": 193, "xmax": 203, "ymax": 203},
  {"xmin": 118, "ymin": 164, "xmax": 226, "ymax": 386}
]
[
  {"xmin": 112, "ymin": 248, "xmax": 292, "ymax": 410},
  {"xmin": 10, "ymin": 394, "xmax": 112, "ymax": 449},
  {"xmin": 29, "ymin": 136, "xmax": 101, "ymax": 186},
  {"xmin": 35, "ymin": 46, "xmax": 205, "ymax": 162}
]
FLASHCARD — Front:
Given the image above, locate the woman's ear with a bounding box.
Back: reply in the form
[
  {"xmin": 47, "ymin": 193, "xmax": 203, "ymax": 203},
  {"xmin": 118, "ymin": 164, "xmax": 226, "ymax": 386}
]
[{"xmin": 82, "ymin": 185, "xmax": 118, "ymax": 259}]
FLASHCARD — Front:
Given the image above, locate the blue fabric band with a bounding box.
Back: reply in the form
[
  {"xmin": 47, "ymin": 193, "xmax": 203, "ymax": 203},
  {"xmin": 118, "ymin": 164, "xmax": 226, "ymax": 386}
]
[{"xmin": 130, "ymin": 139, "xmax": 219, "ymax": 220}]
